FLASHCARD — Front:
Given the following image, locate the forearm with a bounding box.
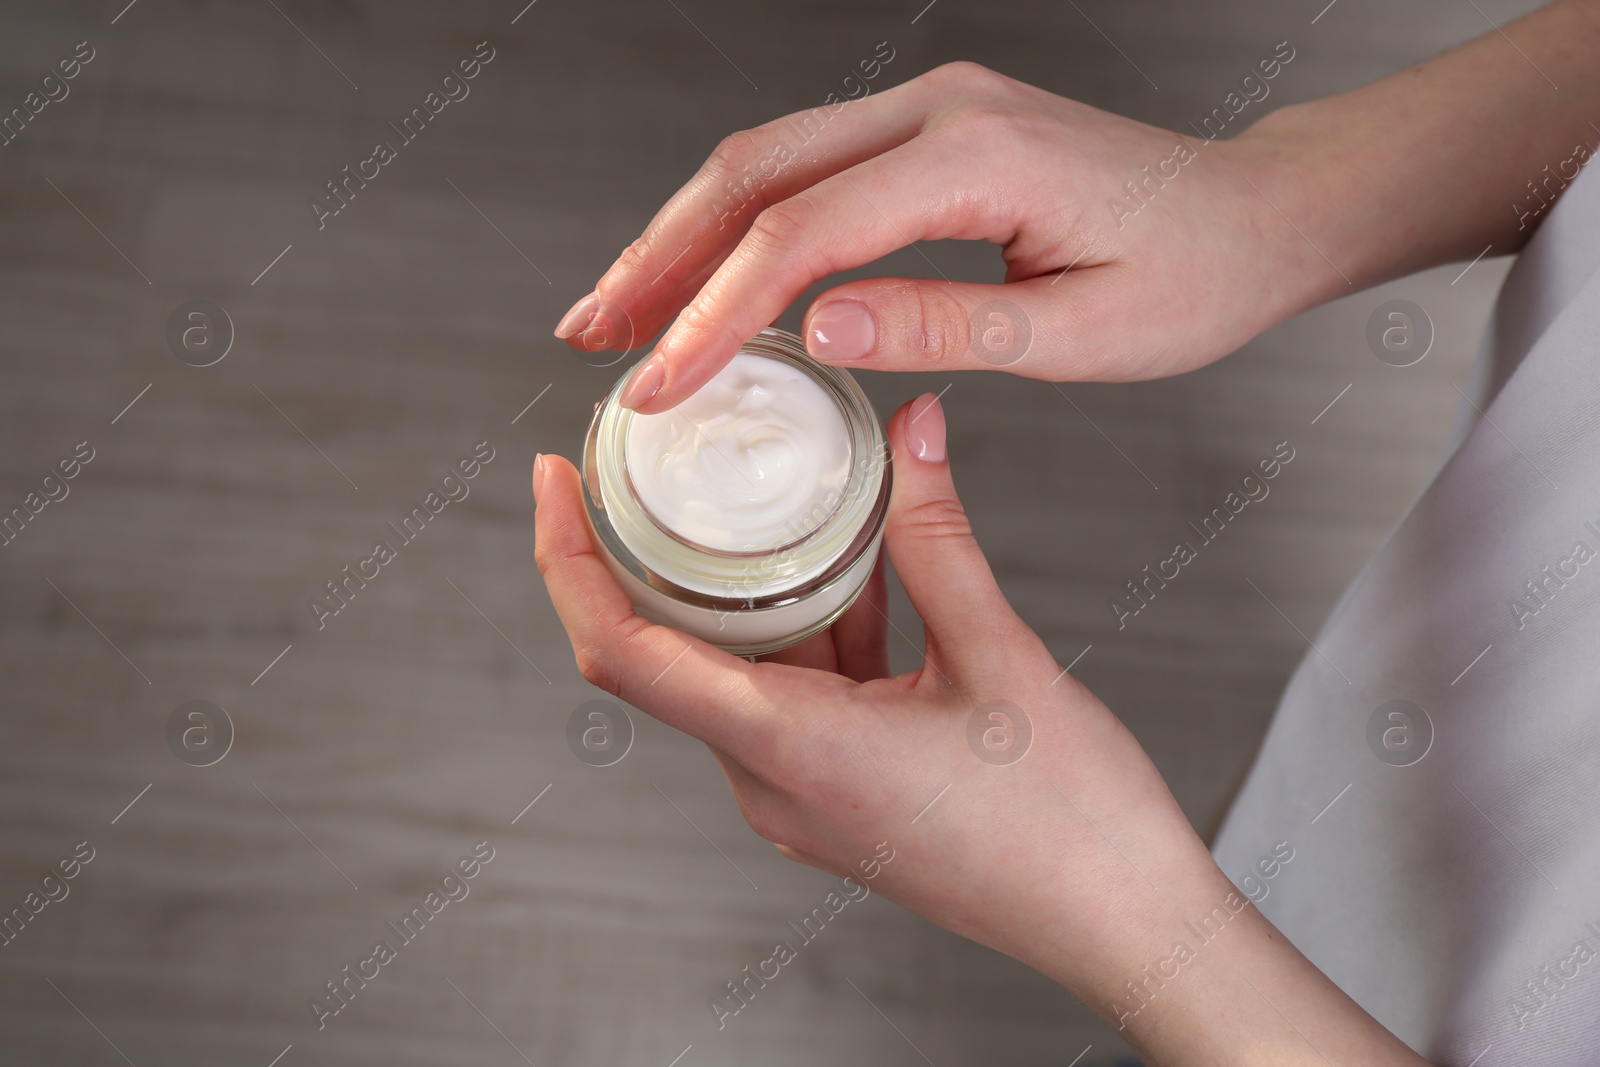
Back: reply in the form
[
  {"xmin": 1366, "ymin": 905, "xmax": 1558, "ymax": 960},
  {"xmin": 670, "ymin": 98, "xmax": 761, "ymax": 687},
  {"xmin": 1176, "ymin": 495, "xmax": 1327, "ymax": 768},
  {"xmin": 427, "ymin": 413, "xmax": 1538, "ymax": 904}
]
[
  {"xmin": 1094, "ymin": 876, "xmax": 1429, "ymax": 1065},
  {"xmin": 1243, "ymin": 0, "xmax": 1600, "ymax": 310},
  {"xmin": 1003, "ymin": 816, "xmax": 1430, "ymax": 1066}
]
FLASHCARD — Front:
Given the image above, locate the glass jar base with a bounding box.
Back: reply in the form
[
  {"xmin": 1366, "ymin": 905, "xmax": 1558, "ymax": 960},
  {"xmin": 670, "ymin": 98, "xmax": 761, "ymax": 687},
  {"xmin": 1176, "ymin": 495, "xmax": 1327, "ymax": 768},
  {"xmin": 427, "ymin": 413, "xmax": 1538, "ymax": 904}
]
[{"xmin": 593, "ymin": 521, "xmax": 884, "ymax": 656}]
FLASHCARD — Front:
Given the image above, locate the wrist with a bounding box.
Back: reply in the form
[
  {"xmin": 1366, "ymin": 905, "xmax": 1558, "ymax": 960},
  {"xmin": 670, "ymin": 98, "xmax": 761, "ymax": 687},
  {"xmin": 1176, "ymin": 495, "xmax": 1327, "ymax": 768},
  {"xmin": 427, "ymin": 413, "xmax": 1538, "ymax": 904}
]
[
  {"xmin": 1219, "ymin": 102, "xmax": 1372, "ymax": 321},
  {"xmin": 941, "ymin": 747, "xmax": 1425, "ymax": 1064},
  {"xmin": 1229, "ymin": 0, "xmax": 1600, "ymax": 310}
]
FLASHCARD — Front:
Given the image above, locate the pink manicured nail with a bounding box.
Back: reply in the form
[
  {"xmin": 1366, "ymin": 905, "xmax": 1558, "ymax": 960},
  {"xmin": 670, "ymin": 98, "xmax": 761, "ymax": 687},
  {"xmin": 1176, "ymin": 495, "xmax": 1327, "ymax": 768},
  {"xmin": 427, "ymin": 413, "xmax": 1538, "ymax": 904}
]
[
  {"xmin": 807, "ymin": 300, "xmax": 875, "ymax": 361},
  {"xmin": 906, "ymin": 393, "xmax": 946, "ymax": 463},
  {"xmin": 532, "ymin": 453, "xmax": 547, "ymax": 503},
  {"xmin": 619, "ymin": 355, "xmax": 666, "ymax": 410},
  {"xmin": 554, "ymin": 292, "xmax": 600, "ymax": 339}
]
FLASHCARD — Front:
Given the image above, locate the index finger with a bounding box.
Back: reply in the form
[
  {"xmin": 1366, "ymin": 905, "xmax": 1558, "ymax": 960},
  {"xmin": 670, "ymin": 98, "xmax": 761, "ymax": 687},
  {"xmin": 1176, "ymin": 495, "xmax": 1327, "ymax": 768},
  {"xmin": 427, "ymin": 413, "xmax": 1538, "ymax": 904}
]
[
  {"xmin": 571, "ymin": 77, "xmax": 935, "ymax": 353},
  {"xmin": 621, "ymin": 132, "xmax": 987, "ymax": 413}
]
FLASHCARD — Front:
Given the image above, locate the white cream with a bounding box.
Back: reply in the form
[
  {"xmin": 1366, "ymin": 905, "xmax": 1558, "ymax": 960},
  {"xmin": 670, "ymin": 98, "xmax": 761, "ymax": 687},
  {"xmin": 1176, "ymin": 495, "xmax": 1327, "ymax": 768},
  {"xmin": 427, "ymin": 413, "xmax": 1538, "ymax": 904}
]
[{"xmin": 624, "ymin": 353, "xmax": 852, "ymax": 553}]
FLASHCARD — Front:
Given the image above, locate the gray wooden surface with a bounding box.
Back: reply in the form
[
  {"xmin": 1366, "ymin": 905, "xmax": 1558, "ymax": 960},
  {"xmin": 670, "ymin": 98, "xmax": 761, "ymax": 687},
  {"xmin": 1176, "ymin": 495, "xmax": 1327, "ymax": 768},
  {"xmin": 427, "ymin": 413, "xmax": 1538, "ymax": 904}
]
[{"xmin": 0, "ymin": 1, "xmax": 1534, "ymax": 1064}]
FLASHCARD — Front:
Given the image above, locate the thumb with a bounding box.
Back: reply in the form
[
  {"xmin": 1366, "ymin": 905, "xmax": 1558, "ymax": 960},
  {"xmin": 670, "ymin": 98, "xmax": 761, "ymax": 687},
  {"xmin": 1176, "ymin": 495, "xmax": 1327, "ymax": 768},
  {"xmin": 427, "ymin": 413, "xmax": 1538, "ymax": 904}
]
[
  {"xmin": 883, "ymin": 394, "xmax": 1031, "ymax": 679},
  {"xmin": 803, "ymin": 275, "xmax": 1090, "ymax": 378}
]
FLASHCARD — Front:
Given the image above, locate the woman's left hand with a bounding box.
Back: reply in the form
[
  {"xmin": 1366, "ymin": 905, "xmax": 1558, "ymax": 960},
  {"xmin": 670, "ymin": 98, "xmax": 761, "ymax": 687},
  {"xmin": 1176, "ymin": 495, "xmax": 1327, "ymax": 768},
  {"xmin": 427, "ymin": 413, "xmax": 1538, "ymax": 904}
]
[
  {"xmin": 532, "ymin": 392, "xmax": 1433, "ymax": 1065},
  {"xmin": 533, "ymin": 392, "xmax": 1206, "ymax": 986}
]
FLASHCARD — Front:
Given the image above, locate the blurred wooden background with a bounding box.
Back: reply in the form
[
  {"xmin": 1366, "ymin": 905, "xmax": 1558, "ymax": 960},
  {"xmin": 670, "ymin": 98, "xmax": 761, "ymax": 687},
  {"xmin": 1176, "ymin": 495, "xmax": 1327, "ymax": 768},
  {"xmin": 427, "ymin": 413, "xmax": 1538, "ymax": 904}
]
[{"xmin": 0, "ymin": 0, "xmax": 1532, "ymax": 1063}]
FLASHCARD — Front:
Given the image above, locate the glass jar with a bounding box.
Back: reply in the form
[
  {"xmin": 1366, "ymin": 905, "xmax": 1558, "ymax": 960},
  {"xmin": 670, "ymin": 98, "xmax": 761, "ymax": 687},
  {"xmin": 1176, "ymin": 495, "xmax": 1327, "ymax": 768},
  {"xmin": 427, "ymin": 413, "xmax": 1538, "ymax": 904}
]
[{"xmin": 581, "ymin": 327, "xmax": 891, "ymax": 655}]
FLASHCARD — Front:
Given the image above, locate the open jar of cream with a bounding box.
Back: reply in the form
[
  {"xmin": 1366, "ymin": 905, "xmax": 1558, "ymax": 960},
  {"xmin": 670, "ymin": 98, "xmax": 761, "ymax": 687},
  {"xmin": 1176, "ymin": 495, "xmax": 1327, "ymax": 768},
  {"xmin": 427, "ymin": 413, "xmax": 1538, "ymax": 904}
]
[{"xmin": 581, "ymin": 327, "xmax": 890, "ymax": 655}]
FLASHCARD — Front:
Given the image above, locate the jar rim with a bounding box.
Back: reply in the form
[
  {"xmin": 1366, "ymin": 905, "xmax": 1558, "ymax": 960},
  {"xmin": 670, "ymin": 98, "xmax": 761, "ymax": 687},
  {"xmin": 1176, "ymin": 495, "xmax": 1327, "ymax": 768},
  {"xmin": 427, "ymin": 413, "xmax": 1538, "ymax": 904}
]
[{"xmin": 581, "ymin": 327, "xmax": 891, "ymax": 611}]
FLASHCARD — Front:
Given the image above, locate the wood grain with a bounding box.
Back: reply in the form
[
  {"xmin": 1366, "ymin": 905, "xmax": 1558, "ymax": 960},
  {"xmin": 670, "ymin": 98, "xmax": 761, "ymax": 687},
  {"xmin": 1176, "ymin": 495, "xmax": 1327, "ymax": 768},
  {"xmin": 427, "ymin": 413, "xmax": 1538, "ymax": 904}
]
[{"xmin": 0, "ymin": 1, "xmax": 1534, "ymax": 1063}]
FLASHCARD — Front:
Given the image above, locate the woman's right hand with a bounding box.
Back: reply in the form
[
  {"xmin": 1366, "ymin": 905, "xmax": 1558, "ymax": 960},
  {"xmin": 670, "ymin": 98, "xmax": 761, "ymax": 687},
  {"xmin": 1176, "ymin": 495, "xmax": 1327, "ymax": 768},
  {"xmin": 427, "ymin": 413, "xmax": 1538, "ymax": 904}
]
[{"xmin": 553, "ymin": 58, "xmax": 1345, "ymax": 413}]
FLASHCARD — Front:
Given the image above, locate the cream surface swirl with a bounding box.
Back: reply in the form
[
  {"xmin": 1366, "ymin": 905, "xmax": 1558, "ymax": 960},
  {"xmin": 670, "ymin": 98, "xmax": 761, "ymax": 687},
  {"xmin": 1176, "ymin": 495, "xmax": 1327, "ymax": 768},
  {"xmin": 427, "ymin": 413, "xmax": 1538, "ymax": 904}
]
[{"xmin": 624, "ymin": 353, "xmax": 851, "ymax": 553}]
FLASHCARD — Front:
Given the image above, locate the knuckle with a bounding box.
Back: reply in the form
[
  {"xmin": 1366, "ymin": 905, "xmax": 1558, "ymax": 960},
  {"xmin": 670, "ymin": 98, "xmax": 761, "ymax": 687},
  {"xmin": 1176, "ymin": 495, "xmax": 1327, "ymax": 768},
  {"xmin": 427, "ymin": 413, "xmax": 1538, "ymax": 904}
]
[
  {"xmin": 901, "ymin": 282, "xmax": 970, "ymax": 364},
  {"xmin": 706, "ymin": 129, "xmax": 766, "ymax": 183},
  {"xmin": 985, "ymin": 108, "xmax": 1049, "ymax": 148},
  {"xmin": 927, "ymin": 60, "xmax": 1007, "ymax": 92},
  {"xmin": 533, "ymin": 537, "xmax": 575, "ymax": 581},
  {"xmin": 896, "ymin": 493, "xmax": 975, "ymax": 543},
  {"xmin": 613, "ymin": 237, "xmax": 653, "ymax": 276},
  {"xmin": 745, "ymin": 195, "xmax": 819, "ymax": 258},
  {"xmin": 936, "ymin": 102, "xmax": 1022, "ymax": 143},
  {"xmin": 574, "ymin": 646, "xmax": 617, "ymax": 694},
  {"xmin": 669, "ymin": 294, "xmax": 731, "ymax": 347},
  {"xmin": 574, "ymin": 615, "xmax": 652, "ymax": 696}
]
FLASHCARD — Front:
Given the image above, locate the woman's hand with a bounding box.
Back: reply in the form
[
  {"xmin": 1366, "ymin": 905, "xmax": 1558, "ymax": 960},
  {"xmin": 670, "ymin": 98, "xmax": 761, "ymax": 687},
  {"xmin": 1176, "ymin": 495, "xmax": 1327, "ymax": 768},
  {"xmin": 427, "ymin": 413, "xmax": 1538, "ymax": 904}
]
[
  {"xmin": 532, "ymin": 394, "xmax": 1429, "ymax": 1064},
  {"xmin": 559, "ymin": 1, "xmax": 1600, "ymax": 418},
  {"xmin": 534, "ymin": 392, "xmax": 1194, "ymax": 971},
  {"xmin": 552, "ymin": 60, "xmax": 1338, "ymax": 413}
]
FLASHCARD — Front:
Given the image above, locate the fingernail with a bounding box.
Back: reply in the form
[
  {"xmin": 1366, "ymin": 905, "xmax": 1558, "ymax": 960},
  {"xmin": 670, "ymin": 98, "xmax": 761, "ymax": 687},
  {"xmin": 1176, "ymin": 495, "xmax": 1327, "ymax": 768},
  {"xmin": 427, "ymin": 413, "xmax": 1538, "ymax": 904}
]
[
  {"xmin": 807, "ymin": 300, "xmax": 875, "ymax": 361},
  {"xmin": 619, "ymin": 355, "xmax": 666, "ymax": 410},
  {"xmin": 554, "ymin": 292, "xmax": 600, "ymax": 339},
  {"xmin": 532, "ymin": 453, "xmax": 547, "ymax": 503},
  {"xmin": 906, "ymin": 393, "xmax": 946, "ymax": 463}
]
